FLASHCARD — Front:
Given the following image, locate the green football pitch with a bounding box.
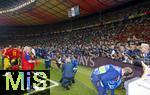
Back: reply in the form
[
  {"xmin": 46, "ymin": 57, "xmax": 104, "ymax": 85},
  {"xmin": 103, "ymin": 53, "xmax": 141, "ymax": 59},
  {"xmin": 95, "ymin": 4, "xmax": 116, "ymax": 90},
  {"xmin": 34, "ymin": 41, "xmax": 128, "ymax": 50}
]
[
  {"xmin": 50, "ymin": 66, "xmax": 126, "ymax": 95},
  {"xmin": 0, "ymin": 54, "xmax": 126, "ymax": 95}
]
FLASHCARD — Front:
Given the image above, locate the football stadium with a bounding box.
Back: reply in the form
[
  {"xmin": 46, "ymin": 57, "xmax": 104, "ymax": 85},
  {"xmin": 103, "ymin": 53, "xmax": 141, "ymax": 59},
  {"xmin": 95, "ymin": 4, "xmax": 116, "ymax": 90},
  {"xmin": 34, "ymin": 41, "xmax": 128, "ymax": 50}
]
[{"xmin": 0, "ymin": 0, "xmax": 150, "ymax": 95}]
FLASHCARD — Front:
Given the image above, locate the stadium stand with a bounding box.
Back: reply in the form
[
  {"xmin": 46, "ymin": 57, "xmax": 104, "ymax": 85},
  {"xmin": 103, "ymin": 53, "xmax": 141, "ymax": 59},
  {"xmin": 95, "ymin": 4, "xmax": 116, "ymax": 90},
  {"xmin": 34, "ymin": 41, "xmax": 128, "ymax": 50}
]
[{"xmin": 0, "ymin": 0, "xmax": 149, "ymax": 95}]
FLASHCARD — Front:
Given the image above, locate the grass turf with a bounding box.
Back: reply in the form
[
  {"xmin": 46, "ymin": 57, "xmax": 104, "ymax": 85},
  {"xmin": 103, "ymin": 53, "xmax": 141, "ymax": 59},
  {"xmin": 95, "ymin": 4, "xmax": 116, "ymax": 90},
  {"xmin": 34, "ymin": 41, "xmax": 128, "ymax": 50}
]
[
  {"xmin": 50, "ymin": 66, "xmax": 126, "ymax": 95},
  {"xmin": 0, "ymin": 53, "xmax": 126, "ymax": 95}
]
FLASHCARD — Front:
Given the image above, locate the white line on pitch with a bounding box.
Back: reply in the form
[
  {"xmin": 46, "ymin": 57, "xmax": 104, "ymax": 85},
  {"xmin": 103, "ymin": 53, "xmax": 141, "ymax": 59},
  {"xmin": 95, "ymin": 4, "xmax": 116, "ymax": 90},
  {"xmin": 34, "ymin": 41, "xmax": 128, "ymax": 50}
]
[{"xmin": 50, "ymin": 79, "xmax": 59, "ymax": 88}]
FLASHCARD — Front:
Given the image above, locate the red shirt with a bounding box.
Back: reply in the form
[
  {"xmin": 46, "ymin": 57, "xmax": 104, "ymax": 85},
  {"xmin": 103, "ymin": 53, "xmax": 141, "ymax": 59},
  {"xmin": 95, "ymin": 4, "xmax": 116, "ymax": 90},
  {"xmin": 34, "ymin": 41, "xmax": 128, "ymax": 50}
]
[
  {"xmin": 11, "ymin": 48, "xmax": 21, "ymax": 59},
  {"xmin": 2, "ymin": 48, "xmax": 12, "ymax": 59}
]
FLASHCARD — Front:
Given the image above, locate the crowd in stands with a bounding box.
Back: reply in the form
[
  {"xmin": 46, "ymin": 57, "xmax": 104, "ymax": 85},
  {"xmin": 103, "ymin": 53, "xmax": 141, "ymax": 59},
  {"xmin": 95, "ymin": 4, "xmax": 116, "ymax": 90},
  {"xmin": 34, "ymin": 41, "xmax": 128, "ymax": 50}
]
[
  {"xmin": 52, "ymin": 0, "xmax": 150, "ymax": 33},
  {"xmin": 103, "ymin": 1, "xmax": 150, "ymax": 22}
]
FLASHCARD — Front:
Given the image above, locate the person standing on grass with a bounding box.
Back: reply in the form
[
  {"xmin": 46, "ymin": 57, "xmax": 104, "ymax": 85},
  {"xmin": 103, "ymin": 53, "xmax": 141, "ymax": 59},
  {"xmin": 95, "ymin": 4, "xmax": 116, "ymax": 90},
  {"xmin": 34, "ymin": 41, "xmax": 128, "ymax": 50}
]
[
  {"xmin": 71, "ymin": 55, "xmax": 79, "ymax": 83},
  {"xmin": 10, "ymin": 47, "xmax": 21, "ymax": 70},
  {"xmin": 61, "ymin": 57, "xmax": 74, "ymax": 90},
  {"xmin": 2, "ymin": 45, "xmax": 13, "ymax": 70},
  {"xmin": 44, "ymin": 51, "xmax": 51, "ymax": 69},
  {"xmin": 21, "ymin": 46, "xmax": 37, "ymax": 70},
  {"xmin": 91, "ymin": 64, "xmax": 133, "ymax": 95},
  {"xmin": 56, "ymin": 55, "xmax": 62, "ymax": 68}
]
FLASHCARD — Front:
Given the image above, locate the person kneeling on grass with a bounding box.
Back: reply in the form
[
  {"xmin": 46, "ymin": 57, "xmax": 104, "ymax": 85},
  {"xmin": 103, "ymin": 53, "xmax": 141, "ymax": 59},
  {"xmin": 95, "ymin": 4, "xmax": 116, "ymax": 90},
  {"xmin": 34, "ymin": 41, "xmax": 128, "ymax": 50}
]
[
  {"xmin": 61, "ymin": 57, "xmax": 74, "ymax": 90},
  {"xmin": 91, "ymin": 64, "xmax": 133, "ymax": 95}
]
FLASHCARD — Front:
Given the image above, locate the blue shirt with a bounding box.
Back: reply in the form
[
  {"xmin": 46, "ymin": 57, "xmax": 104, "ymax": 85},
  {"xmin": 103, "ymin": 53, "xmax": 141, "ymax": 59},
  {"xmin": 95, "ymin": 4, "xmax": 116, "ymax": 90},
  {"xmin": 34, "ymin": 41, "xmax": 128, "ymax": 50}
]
[
  {"xmin": 25, "ymin": 53, "xmax": 31, "ymax": 61},
  {"xmin": 71, "ymin": 59, "xmax": 78, "ymax": 68},
  {"xmin": 62, "ymin": 63, "xmax": 74, "ymax": 78},
  {"xmin": 93, "ymin": 64, "xmax": 122, "ymax": 90},
  {"xmin": 125, "ymin": 50, "xmax": 136, "ymax": 57}
]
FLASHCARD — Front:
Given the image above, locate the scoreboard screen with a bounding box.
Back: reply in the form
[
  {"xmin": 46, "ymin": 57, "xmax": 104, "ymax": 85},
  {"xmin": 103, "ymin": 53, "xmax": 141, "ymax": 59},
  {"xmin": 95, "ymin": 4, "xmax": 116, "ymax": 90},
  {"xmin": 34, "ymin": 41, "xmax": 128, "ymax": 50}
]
[{"xmin": 68, "ymin": 5, "xmax": 80, "ymax": 17}]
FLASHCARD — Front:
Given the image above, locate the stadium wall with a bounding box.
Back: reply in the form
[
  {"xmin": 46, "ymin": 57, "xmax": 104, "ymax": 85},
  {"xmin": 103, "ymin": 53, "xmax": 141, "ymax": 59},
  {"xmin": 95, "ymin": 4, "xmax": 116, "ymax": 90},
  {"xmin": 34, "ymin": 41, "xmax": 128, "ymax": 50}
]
[{"xmin": 78, "ymin": 55, "xmax": 142, "ymax": 78}]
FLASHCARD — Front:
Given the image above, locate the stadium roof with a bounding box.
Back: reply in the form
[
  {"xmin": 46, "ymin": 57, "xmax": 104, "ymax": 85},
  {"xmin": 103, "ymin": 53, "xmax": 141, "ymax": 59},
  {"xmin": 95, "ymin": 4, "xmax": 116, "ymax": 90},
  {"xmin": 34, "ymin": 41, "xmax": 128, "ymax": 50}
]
[{"xmin": 0, "ymin": 0, "xmax": 132, "ymax": 26}]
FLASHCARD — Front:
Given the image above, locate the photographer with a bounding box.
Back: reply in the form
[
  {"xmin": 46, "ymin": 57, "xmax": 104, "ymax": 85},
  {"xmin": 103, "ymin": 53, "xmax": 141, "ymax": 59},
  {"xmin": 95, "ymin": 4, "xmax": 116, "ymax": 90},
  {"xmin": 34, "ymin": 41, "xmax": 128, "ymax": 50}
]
[{"xmin": 124, "ymin": 61, "xmax": 150, "ymax": 95}]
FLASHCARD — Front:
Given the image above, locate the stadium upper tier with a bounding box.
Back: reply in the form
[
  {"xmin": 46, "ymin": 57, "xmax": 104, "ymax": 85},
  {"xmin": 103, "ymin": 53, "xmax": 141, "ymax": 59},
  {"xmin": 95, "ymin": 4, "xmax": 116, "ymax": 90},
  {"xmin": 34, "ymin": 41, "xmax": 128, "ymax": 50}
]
[
  {"xmin": 0, "ymin": 16, "xmax": 149, "ymax": 46},
  {"xmin": 0, "ymin": 0, "xmax": 148, "ymax": 26},
  {"xmin": 0, "ymin": 0, "xmax": 149, "ymax": 46}
]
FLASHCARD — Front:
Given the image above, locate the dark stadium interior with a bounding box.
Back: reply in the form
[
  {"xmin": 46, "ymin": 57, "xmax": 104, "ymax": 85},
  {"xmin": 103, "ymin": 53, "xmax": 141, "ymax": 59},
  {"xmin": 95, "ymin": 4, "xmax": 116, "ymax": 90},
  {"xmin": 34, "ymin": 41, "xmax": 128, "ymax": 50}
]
[
  {"xmin": 0, "ymin": 0, "xmax": 149, "ymax": 46},
  {"xmin": 0, "ymin": 0, "xmax": 150, "ymax": 95},
  {"xmin": 0, "ymin": 0, "xmax": 143, "ymax": 26}
]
